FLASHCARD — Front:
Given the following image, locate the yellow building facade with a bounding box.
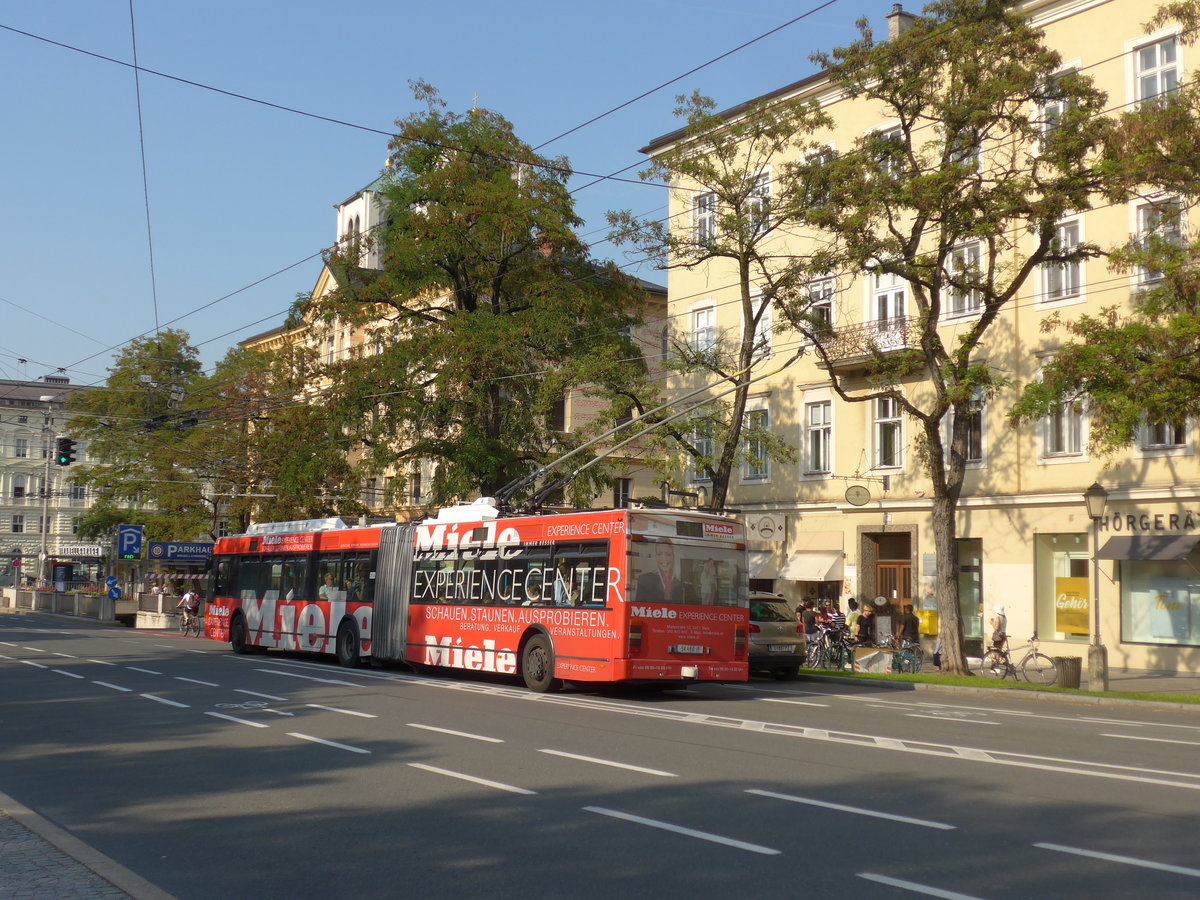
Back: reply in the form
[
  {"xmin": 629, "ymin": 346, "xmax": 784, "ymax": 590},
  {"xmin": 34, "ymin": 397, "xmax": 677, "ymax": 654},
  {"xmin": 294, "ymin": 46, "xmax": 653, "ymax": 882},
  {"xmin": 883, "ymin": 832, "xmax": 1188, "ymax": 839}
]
[{"xmin": 642, "ymin": 0, "xmax": 1200, "ymax": 674}]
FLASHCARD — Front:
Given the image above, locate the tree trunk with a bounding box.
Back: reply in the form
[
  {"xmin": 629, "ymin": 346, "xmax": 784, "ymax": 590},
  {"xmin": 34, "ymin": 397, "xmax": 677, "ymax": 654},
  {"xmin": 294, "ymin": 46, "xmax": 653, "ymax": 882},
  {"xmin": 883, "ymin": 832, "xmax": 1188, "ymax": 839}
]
[{"xmin": 931, "ymin": 493, "xmax": 969, "ymax": 674}]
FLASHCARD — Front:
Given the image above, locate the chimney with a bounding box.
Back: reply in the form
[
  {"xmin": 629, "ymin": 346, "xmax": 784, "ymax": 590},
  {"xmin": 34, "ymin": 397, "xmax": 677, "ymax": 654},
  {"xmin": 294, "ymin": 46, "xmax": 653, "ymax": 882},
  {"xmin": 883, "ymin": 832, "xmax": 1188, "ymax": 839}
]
[{"xmin": 887, "ymin": 3, "xmax": 916, "ymax": 40}]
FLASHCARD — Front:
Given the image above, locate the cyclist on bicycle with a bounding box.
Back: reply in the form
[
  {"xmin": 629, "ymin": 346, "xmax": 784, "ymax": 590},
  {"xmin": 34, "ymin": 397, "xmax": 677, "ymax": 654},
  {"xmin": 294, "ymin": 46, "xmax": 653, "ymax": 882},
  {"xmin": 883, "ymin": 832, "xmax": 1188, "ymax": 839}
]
[
  {"xmin": 989, "ymin": 605, "xmax": 1007, "ymax": 648},
  {"xmin": 176, "ymin": 587, "xmax": 200, "ymax": 629}
]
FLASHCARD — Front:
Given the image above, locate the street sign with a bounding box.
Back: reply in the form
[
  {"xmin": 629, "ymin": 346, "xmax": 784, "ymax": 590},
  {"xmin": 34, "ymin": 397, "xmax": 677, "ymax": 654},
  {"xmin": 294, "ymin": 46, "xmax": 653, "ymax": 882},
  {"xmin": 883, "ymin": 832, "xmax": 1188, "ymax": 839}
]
[
  {"xmin": 105, "ymin": 575, "xmax": 118, "ymax": 589},
  {"xmin": 148, "ymin": 541, "xmax": 214, "ymax": 563},
  {"xmin": 107, "ymin": 587, "xmax": 121, "ymax": 601},
  {"xmin": 117, "ymin": 525, "xmax": 144, "ymax": 561},
  {"xmin": 58, "ymin": 543, "xmax": 104, "ymax": 558}
]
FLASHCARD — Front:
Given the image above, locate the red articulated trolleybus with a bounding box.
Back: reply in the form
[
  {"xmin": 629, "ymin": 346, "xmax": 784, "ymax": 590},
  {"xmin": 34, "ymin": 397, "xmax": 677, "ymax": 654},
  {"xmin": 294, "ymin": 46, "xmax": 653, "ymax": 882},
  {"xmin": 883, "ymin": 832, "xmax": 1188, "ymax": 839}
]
[{"xmin": 205, "ymin": 500, "xmax": 749, "ymax": 691}]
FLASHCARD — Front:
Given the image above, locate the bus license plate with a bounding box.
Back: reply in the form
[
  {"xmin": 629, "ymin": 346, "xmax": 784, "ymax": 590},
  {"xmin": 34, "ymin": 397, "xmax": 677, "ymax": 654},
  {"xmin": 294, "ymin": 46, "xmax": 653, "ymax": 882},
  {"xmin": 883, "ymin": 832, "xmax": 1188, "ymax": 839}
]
[
  {"xmin": 769, "ymin": 644, "xmax": 796, "ymax": 653},
  {"xmin": 672, "ymin": 644, "xmax": 705, "ymax": 654}
]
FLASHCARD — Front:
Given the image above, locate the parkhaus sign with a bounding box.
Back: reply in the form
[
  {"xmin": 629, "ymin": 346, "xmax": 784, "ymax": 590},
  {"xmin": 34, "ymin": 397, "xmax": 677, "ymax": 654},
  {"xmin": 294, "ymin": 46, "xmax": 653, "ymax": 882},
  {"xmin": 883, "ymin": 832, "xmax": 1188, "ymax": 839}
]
[{"xmin": 147, "ymin": 541, "xmax": 214, "ymax": 563}]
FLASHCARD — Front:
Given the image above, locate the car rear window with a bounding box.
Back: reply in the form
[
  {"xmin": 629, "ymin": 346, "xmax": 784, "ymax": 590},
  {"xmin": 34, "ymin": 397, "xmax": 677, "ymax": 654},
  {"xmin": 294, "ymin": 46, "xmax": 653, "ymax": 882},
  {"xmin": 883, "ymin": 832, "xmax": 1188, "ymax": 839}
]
[{"xmin": 750, "ymin": 601, "xmax": 793, "ymax": 622}]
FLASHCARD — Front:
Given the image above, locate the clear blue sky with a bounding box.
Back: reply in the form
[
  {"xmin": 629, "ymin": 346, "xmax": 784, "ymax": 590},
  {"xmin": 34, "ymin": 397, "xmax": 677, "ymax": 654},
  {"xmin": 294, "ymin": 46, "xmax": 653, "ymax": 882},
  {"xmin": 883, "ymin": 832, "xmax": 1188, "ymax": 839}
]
[{"xmin": 1, "ymin": 0, "xmax": 877, "ymax": 386}]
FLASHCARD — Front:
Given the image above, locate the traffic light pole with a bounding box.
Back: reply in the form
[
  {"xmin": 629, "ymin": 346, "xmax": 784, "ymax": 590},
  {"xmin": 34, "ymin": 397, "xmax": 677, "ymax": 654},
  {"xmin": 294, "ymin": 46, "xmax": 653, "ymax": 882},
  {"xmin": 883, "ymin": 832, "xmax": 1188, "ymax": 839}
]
[{"xmin": 38, "ymin": 422, "xmax": 55, "ymax": 590}]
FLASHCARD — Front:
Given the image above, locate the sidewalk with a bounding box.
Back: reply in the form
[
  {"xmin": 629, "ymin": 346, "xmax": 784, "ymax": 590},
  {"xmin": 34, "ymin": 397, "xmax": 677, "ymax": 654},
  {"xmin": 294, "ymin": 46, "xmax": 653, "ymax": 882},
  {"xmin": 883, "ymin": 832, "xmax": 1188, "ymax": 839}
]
[{"xmin": 0, "ymin": 791, "xmax": 175, "ymax": 900}]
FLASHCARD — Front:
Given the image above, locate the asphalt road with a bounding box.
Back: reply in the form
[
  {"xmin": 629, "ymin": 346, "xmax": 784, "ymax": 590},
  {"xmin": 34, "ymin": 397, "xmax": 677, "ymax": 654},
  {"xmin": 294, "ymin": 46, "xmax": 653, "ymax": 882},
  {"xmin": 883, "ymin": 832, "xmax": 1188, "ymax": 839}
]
[{"xmin": 2, "ymin": 613, "xmax": 1199, "ymax": 900}]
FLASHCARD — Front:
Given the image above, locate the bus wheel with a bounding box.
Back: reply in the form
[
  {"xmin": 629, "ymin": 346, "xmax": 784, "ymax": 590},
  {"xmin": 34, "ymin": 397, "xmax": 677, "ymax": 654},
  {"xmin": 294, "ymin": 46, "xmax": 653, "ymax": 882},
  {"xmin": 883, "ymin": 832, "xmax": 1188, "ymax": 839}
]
[
  {"xmin": 336, "ymin": 620, "xmax": 361, "ymax": 668},
  {"xmin": 230, "ymin": 614, "xmax": 251, "ymax": 655},
  {"xmin": 521, "ymin": 635, "xmax": 561, "ymax": 693}
]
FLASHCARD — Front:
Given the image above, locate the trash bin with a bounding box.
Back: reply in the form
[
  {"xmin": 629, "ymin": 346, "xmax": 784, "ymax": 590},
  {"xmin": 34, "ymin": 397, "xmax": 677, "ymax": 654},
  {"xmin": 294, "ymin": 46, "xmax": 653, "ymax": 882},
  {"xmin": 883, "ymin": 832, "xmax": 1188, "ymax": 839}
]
[{"xmin": 1053, "ymin": 656, "xmax": 1082, "ymax": 689}]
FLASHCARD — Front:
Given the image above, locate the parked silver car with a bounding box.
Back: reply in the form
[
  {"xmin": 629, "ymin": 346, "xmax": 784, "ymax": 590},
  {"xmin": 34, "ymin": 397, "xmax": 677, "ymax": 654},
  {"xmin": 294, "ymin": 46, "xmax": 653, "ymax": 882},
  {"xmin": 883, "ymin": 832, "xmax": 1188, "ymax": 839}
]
[{"xmin": 748, "ymin": 593, "xmax": 804, "ymax": 679}]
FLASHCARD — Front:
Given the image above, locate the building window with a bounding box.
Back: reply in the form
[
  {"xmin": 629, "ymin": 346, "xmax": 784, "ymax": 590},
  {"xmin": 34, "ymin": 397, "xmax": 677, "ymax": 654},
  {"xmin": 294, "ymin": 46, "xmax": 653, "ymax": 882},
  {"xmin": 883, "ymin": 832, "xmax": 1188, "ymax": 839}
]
[
  {"xmin": 70, "ymin": 484, "xmax": 86, "ymax": 501},
  {"xmin": 744, "ymin": 172, "xmax": 770, "ymax": 235},
  {"xmin": 12, "ymin": 515, "xmax": 23, "ymax": 534},
  {"xmin": 874, "ymin": 271, "xmax": 905, "ymax": 326},
  {"xmin": 690, "ymin": 428, "xmax": 714, "ymax": 483},
  {"xmin": 613, "ymin": 477, "xmax": 632, "ymax": 509},
  {"xmin": 946, "ymin": 243, "xmax": 982, "ymax": 315},
  {"xmin": 1043, "ymin": 399, "xmax": 1084, "ymax": 457},
  {"xmin": 1142, "ymin": 421, "xmax": 1186, "ymax": 450},
  {"xmin": 694, "ymin": 191, "xmax": 716, "ymax": 242},
  {"xmin": 743, "ymin": 408, "xmax": 770, "ymax": 480},
  {"xmin": 806, "ymin": 401, "xmax": 832, "ymax": 474},
  {"xmin": 548, "ymin": 395, "xmax": 567, "ymax": 433},
  {"xmin": 1137, "ymin": 36, "xmax": 1178, "ymax": 103},
  {"xmin": 12, "ymin": 476, "xmax": 26, "ymax": 499},
  {"xmin": 874, "ymin": 125, "xmax": 905, "ymax": 179},
  {"xmin": 874, "ymin": 397, "xmax": 902, "ymax": 468},
  {"xmin": 659, "ymin": 325, "xmax": 670, "ymax": 361},
  {"xmin": 1037, "ymin": 69, "xmax": 1076, "ymax": 145},
  {"xmin": 14, "ymin": 438, "xmax": 27, "ymax": 459},
  {"xmin": 1136, "ymin": 197, "xmax": 1182, "ymax": 283},
  {"xmin": 71, "ymin": 517, "xmax": 81, "ymax": 535},
  {"xmin": 963, "ymin": 397, "xmax": 985, "ymax": 464},
  {"xmin": 1121, "ymin": 551, "xmax": 1200, "ymax": 646},
  {"xmin": 692, "ymin": 305, "xmax": 716, "ymax": 352},
  {"xmin": 16, "ymin": 415, "xmax": 27, "ymax": 424},
  {"xmin": 807, "ymin": 279, "xmax": 834, "ymax": 336},
  {"xmin": 1045, "ymin": 219, "xmax": 1081, "ymax": 301}
]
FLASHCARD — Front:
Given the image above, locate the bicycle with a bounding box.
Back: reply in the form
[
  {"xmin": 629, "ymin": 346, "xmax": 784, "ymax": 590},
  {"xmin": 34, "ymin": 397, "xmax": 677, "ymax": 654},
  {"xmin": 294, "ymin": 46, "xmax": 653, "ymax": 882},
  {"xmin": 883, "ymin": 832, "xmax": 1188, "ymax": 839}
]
[
  {"xmin": 178, "ymin": 610, "xmax": 201, "ymax": 638},
  {"xmin": 891, "ymin": 638, "xmax": 924, "ymax": 674},
  {"xmin": 978, "ymin": 634, "xmax": 1056, "ymax": 685}
]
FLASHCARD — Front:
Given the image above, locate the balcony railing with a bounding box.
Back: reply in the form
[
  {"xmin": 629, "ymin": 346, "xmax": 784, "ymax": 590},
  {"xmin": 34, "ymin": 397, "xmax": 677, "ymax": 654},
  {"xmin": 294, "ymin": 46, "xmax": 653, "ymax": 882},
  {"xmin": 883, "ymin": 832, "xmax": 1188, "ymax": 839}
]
[{"xmin": 814, "ymin": 316, "xmax": 920, "ymax": 373}]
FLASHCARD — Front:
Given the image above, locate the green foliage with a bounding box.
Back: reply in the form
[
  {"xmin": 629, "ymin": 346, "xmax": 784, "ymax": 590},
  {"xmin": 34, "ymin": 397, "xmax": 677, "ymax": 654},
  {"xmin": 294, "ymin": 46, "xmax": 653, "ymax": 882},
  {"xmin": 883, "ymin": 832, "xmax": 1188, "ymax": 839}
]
[
  {"xmin": 609, "ymin": 91, "xmax": 830, "ymax": 508},
  {"xmin": 309, "ymin": 84, "xmax": 648, "ymax": 504}
]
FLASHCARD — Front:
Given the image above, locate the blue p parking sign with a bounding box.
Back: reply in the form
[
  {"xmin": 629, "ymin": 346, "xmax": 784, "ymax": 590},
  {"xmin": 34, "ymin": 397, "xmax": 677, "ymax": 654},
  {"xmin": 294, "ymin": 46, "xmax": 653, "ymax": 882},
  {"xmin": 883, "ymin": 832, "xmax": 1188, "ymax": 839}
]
[{"xmin": 117, "ymin": 525, "xmax": 143, "ymax": 561}]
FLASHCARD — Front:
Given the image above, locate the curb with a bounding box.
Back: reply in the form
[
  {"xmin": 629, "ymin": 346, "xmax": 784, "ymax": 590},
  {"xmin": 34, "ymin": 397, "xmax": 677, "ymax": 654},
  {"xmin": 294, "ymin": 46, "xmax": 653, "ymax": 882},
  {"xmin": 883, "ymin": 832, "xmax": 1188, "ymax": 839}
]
[
  {"xmin": 0, "ymin": 791, "xmax": 177, "ymax": 900},
  {"xmin": 797, "ymin": 672, "xmax": 1200, "ymax": 713}
]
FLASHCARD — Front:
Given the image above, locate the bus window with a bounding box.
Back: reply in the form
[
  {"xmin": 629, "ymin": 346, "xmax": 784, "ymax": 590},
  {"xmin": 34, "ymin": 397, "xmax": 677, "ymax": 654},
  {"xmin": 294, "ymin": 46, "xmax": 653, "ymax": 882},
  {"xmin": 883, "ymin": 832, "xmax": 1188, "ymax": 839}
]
[
  {"xmin": 631, "ymin": 540, "xmax": 745, "ymax": 607},
  {"xmin": 213, "ymin": 557, "xmax": 236, "ymax": 596},
  {"xmin": 346, "ymin": 555, "xmax": 373, "ymax": 604},
  {"xmin": 281, "ymin": 557, "xmax": 308, "ymax": 600}
]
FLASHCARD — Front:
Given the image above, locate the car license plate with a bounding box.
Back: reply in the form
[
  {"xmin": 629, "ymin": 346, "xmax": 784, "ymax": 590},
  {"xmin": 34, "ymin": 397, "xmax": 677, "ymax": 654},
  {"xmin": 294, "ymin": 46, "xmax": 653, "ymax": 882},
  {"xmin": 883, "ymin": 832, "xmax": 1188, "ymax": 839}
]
[
  {"xmin": 769, "ymin": 644, "xmax": 796, "ymax": 653},
  {"xmin": 672, "ymin": 644, "xmax": 705, "ymax": 654}
]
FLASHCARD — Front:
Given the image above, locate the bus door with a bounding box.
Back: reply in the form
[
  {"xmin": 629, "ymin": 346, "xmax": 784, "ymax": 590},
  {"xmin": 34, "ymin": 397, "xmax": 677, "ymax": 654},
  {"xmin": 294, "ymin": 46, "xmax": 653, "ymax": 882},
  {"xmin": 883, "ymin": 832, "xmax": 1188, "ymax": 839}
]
[{"xmin": 372, "ymin": 524, "xmax": 415, "ymax": 661}]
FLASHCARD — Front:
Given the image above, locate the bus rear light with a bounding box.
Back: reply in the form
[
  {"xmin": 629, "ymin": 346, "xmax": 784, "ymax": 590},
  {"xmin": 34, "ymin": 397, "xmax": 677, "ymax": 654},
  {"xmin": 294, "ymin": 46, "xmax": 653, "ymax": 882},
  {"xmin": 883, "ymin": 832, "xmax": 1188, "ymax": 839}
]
[
  {"xmin": 734, "ymin": 626, "xmax": 747, "ymax": 658},
  {"xmin": 628, "ymin": 620, "xmax": 643, "ymax": 656}
]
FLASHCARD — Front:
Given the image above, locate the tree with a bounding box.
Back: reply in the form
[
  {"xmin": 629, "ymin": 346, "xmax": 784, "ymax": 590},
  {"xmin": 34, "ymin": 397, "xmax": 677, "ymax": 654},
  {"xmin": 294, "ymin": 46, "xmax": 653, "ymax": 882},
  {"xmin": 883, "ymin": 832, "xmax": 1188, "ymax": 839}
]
[
  {"xmin": 1011, "ymin": 10, "xmax": 1200, "ymax": 452},
  {"xmin": 773, "ymin": 0, "xmax": 1114, "ymax": 673},
  {"xmin": 608, "ymin": 91, "xmax": 830, "ymax": 509},
  {"xmin": 69, "ymin": 330, "xmax": 362, "ymax": 542},
  {"xmin": 309, "ymin": 83, "xmax": 648, "ymax": 506}
]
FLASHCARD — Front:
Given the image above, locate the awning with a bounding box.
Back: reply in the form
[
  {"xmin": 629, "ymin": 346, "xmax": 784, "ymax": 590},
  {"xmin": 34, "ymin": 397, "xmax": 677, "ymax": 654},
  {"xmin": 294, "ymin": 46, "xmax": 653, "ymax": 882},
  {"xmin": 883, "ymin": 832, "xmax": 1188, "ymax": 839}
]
[
  {"xmin": 1096, "ymin": 535, "xmax": 1200, "ymax": 561},
  {"xmin": 748, "ymin": 551, "xmax": 778, "ymax": 579},
  {"xmin": 779, "ymin": 551, "xmax": 844, "ymax": 582}
]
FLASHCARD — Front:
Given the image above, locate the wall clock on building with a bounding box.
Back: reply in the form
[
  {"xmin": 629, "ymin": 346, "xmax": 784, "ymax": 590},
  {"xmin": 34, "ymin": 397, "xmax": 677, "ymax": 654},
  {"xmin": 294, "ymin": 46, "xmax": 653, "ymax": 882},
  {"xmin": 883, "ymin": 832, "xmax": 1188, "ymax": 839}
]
[{"xmin": 844, "ymin": 485, "xmax": 871, "ymax": 506}]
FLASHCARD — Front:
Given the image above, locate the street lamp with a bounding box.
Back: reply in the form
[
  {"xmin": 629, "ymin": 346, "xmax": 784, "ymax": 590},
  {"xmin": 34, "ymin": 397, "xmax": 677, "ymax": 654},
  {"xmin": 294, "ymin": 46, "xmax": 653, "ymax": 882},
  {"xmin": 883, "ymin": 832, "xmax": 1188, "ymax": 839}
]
[{"xmin": 1083, "ymin": 481, "xmax": 1109, "ymax": 691}]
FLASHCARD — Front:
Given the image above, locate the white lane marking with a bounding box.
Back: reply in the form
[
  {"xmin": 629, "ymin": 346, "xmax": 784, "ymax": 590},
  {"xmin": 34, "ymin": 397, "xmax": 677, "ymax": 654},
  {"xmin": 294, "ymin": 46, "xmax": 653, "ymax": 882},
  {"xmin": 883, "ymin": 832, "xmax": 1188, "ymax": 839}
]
[
  {"xmin": 53, "ymin": 652, "xmax": 78, "ymax": 659},
  {"xmin": 21, "ymin": 660, "xmax": 48, "ymax": 669},
  {"xmin": 206, "ymin": 712, "xmax": 268, "ymax": 728},
  {"xmin": 584, "ymin": 807, "xmax": 779, "ymax": 855},
  {"xmin": 126, "ymin": 666, "xmax": 162, "ymax": 675},
  {"xmin": 1081, "ymin": 716, "xmax": 1200, "ymax": 732},
  {"xmin": 914, "ymin": 701, "xmax": 1037, "ymax": 718},
  {"xmin": 174, "ymin": 677, "xmax": 218, "ymax": 686},
  {"xmin": 262, "ymin": 708, "xmax": 295, "ymax": 717},
  {"xmin": 539, "ymin": 749, "xmax": 677, "ymax": 777},
  {"xmin": 87, "ymin": 659, "xmax": 117, "ymax": 666},
  {"xmin": 858, "ymin": 873, "xmax": 987, "ymax": 899},
  {"xmin": 289, "ymin": 732, "xmax": 371, "ymax": 754},
  {"xmin": 52, "ymin": 669, "xmax": 85, "ymax": 679},
  {"xmin": 409, "ymin": 762, "xmax": 531, "ymax": 793},
  {"xmin": 1102, "ymin": 733, "xmax": 1200, "ymax": 747},
  {"xmin": 141, "ymin": 694, "xmax": 190, "ymax": 709},
  {"xmin": 1035, "ymin": 842, "xmax": 1200, "ymax": 878},
  {"xmin": 762, "ymin": 698, "xmax": 831, "ymax": 707},
  {"xmin": 748, "ymin": 789, "xmax": 955, "ymax": 830},
  {"xmin": 93, "ymin": 681, "xmax": 132, "ymax": 692},
  {"xmin": 22, "ymin": 646, "xmax": 46, "ymax": 653},
  {"xmin": 0, "ymin": 641, "xmax": 16, "ymax": 646},
  {"xmin": 183, "ymin": 648, "xmax": 206, "ymax": 654},
  {"xmin": 907, "ymin": 714, "xmax": 1000, "ymax": 726},
  {"xmin": 254, "ymin": 668, "xmax": 359, "ymax": 686},
  {"xmin": 406, "ymin": 723, "xmax": 504, "ymax": 743},
  {"xmin": 306, "ymin": 703, "xmax": 377, "ymax": 719},
  {"xmin": 236, "ymin": 689, "xmax": 287, "ymax": 701}
]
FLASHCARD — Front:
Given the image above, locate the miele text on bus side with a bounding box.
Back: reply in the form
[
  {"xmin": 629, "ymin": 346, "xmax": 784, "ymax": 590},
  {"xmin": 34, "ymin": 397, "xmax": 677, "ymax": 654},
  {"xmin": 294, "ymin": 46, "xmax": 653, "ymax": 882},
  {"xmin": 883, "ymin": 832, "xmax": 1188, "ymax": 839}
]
[
  {"xmin": 414, "ymin": 521, "xmax": 523, "ymax": 558},
  {"xmin": 239, "ymin": 592, "xmax": 371, "ymax": 651}
]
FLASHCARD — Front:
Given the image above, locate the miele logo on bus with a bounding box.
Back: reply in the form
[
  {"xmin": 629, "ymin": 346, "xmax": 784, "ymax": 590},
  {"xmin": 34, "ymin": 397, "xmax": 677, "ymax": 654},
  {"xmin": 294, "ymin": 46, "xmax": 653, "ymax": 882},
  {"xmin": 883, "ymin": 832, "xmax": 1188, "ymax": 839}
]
[
  {"xmin": 631, "ymin": 606, "xmax": 677, "ymax": 619},
  {"xmin": 414, "ymin": 521, "xmax": 523, "ymax": 559},
  {"xmin": 260, "ymin": 534, "xmax": 314, "ymax": 549},
  {"xmin": 703, "ymin": 522, "xmax": 736, "ymax": 538}
]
